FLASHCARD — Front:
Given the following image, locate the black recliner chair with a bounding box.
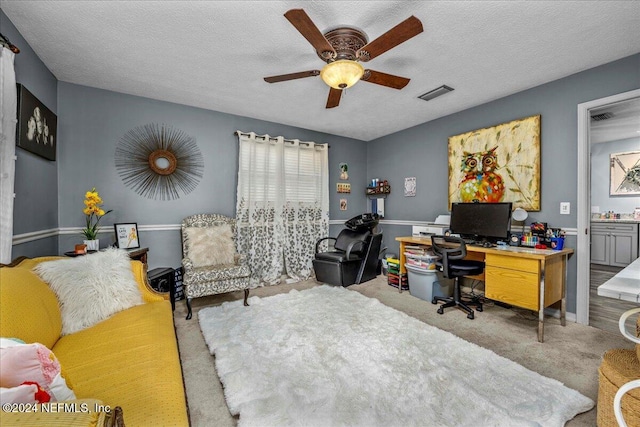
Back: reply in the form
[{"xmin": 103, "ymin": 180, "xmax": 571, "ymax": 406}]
[
  {"xmin": 313, "ymin": 214, "xmax": 383, "ymax": 287},
  {"xmin": 430, "ymin": 235, "xmax": 485, "ymax": 319}
]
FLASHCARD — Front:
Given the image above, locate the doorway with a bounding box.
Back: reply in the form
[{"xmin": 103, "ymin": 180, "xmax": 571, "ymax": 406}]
[{"xmin": 576, "ymin": 88, "xmax": 640, "ymax": 328}]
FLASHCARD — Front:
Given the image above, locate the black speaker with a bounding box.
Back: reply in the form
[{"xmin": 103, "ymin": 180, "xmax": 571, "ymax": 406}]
[
  {"xmin": 148, "ymin": 267, "xmax": 176, "ymax": 311},
  {"xmin": 148, "ymin": 267, "xmax": 174, "ymax": 292}
]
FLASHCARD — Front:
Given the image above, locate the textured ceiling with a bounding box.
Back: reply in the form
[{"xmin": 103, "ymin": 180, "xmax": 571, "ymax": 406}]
[
  {"xmin": 590, "ymin": 97, "xmax": 640, "ymax": 144},
  {"xmin": 2, "ymin": 0, "xmax": 640, "ymax": 141}
]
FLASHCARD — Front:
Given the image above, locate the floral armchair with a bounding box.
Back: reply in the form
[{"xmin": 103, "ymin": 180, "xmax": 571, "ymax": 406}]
[{"xmin": 181, "ymin": 214, "xmax": 251, "ymax": 319}]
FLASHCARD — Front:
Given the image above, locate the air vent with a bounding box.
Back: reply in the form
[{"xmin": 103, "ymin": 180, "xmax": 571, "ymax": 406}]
[
  {"xmin": 418, "ymin": 85, "xmax": 454, "ymax": 101},
  {"xmin": 591, "ymin": 112, "xmax": 614, "ymax": 121}
]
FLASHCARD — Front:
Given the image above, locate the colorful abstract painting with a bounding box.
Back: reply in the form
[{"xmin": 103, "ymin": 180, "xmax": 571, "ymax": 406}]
[{"xmin": 448, "ymin": 114, "xmax": 541, "ymax": 211}]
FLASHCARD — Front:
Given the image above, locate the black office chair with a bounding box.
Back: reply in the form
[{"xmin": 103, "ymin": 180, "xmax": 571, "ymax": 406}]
[
  {"xmin": 313, "ymin": 214, "xmax": 382, "ymax": 287},
  {"xmin": 430, "ymin": 235, "xmax": 485, "ymax": 319}
]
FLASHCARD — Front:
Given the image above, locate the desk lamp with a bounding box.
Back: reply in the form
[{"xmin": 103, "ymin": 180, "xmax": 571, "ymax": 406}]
[{"xmin": 511, "ymin": 207, "xmax": 528, "ymax": 246}]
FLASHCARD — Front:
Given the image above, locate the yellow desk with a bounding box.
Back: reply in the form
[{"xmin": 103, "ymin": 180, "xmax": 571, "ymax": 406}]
[{"xmin": 396, "ymin": 236, "xmax": 574, "ymax": 342}]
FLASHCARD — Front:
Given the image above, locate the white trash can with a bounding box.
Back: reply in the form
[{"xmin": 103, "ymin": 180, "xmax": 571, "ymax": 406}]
[{"xmin": 405, "ymin": 264, "xmax": 453, "ymax": 302}]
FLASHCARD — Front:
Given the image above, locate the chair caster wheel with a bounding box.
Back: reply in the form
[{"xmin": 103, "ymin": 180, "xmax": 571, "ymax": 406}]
[
  {"xmin": 437, "ymin": 307, "xmax": 444, "ymax": 315},
  {"xmin": 432, "ymin": 299, "xmax": 437, "ymax": 305},
  {"xmin": 476, "ymin": 306, "xmax": 483, "ymax": 312},
  {"xmin": 467, "ymin": 313, "xmax": 474, "ymax": 320}
]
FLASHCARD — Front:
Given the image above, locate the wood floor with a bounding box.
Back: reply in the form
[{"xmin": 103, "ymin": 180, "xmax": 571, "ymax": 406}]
[{"xmin": 589, "ymin": 264, "xmax": 639, "ymax": 334}]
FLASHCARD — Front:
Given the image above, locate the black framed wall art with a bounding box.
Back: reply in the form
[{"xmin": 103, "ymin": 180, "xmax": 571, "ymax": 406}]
[{"xmin": 16, "ymin": 84, "xmax": 57, "ymax": 161}]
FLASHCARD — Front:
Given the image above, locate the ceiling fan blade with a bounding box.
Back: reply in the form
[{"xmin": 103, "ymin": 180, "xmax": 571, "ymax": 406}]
[
  {"xmin": 362, "ymin": 70, "xmax": 410, "ymax": 89},
  {"xmin": 264, "ymin": 70, "xmax": 320, "ymax": 83},
  {"xmin": 357, "ymin": 16, "xmax": 423, "ymax": 62},
  {"xmin": 326, "ymin": 87, "xmax": 342, "ymax": 109},
  {"xmin": 284, "ymin": 9, "xmax": 336, "ymax": 60}
]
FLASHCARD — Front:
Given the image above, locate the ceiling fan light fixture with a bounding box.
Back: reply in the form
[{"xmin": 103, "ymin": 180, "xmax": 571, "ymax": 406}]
[{"xmin": 320, "ymin": 60, "xmax": 364, "ymax": 89}]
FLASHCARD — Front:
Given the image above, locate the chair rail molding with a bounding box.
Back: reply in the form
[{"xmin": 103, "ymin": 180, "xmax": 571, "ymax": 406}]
[
  {"xmin": 11, "ymin": 228, "xmax": 59, "ymax": 245},
  {"xmin": 13, "ymin": 224, "xmax": 182, "ymax": 245},
  {"xmin": 14, "ymin": 222, "xmax": 578, "ymax": 245}
]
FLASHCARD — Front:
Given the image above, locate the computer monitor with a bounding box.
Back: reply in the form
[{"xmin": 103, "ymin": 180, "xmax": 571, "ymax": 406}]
[{"xmin": 449, "ymin": 202, "xmax": 513, "ymax": 243}]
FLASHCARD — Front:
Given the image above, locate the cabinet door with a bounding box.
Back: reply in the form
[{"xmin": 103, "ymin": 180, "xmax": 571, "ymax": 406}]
[
  {"xmin": 610, "ymin": 231, "xmax": 639, "ymax": 267},
  {"xmin": 590, "ymin": 231, "xmax": 609, "ymax": 265},
  {"xmin": 485, "ymin": 266, "xmax": 539, "ymax": 310},
  {"xmin": 485, "ymin": 254, "xmax": 540, "ymax": 310}
]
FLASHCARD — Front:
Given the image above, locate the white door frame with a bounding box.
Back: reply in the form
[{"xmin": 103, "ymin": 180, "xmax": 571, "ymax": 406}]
[{"xmin": 576, "ymin": 88, "xmax": 640, "ymax": 325}]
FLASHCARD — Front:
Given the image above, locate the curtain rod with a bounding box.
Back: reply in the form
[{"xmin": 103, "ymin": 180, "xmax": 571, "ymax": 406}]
[
  {"xmin": 0, "ymin": 33, "xmax": 20, "ymax": 54},
  {"xmin": 234, "ymin": 131, "xmax": 329, "ymax": 148}
]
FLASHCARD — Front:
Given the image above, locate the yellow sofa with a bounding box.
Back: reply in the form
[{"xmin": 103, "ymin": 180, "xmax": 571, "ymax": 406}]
[{"xmin": 0, "ymin": 257, "xmax": 189, "ymax": 426}]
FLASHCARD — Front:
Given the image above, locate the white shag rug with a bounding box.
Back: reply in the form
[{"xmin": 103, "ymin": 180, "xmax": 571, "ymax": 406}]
[{"xmin": 199, "ymin": 285, "xmax": 593, "ymax": 427}]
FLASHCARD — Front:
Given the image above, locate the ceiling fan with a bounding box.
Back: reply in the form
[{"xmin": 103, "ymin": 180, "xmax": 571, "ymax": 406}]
[{"xmin": 264, "ymin": 9, "xmax": 424, "ymax": 109}]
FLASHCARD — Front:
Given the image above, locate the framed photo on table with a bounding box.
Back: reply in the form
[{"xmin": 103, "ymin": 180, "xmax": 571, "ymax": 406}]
[{"xmin": 114, "ymin": 223, "xmax": 140, "ymax": 249}]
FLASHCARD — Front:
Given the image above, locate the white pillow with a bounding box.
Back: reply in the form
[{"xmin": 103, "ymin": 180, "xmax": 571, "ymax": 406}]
[
  {"xmin": 33, "ymin": 248, "xmax": 143, "ymax": 335},
  {"xmin": 185, "ymin": 224, "xmax": 236, "ymax": 267}
]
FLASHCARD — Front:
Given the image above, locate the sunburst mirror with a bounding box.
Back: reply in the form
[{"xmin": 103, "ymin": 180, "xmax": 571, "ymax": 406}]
[{"xmin": 115, "ymin": 123, "xmax": 204, "ymax": 200}]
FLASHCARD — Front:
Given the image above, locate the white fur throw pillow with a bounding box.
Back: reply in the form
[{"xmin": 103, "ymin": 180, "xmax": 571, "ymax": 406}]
[
  {"xmin": 33, "ymin": 248, "xmax": 143, "ymax": 335},
  {"xmin": 185, "ymin": 224, "xmax": 236, "ymax": 268}
]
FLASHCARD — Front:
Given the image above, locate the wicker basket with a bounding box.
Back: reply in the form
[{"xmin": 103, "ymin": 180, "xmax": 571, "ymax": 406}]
[
  {"xmin": 597, "ymin": 349, "xmax": 640, "ymax": 426},
  {"xmin": 597, "ymin": 314, "xmax": 640, "ymax": 427}
]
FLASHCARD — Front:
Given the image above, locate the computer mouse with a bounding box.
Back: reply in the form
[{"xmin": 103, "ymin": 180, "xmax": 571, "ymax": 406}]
[{"xmin": 483, "ymin": 242, "xmax": 493, "ymax": 248}]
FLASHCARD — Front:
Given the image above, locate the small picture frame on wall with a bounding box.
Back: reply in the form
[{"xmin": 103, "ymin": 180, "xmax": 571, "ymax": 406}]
[
  {"xmin": 339, "ymin": 162, "xmax": 349, "ymax": 180},
  {"xmin": 337, "ymin": 183, "xmax": 351, "ymax": 193},
  {"xmin": 404, "ymin": 177, "xmax": 416, "ymax": 197},
  {"xmin": 114, "ymin": 223, "xmax": 140, "ymax": 249},
  {"xmin": 16, "ymin": 84, "xmax": 57, "ymax": 161}
]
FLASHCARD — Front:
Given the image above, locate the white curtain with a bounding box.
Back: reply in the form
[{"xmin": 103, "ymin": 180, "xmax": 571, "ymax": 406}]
[
  {"xmin": 0, "ymin": 46, "xmax": 17, "ymax": 264},
  {"xmin": 235, "ymin": 131, "xmax": 329, "ymax": 286}
]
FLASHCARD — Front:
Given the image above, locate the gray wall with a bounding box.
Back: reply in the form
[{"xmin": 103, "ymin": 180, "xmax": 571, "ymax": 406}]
[
  {"xmin": 57, "ymin": 83, "xmax": 367, "ymax": 270},
  {"xmin": 366, "ymin": 53, "xmax": 640, "ymax": 313},
  {"xmin": 1, "ymin": 9, "xmax": 59, "ymax": 258},
  {"xmin": 591, "ymin": 137, "xmax": 640, "ymax": 213},
  {"xmin": 5, "ymin": 6, "xmax": 640, "ymax": 314}
]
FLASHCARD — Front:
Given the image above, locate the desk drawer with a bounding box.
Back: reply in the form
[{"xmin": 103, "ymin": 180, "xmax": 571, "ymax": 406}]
[
  {"xmin": 485, "ymin": 253, "xmax": 539, "ymax": 274},
  {"xmin": 485, "ymin": 266, "xmax": 539, "ymax": 310}
]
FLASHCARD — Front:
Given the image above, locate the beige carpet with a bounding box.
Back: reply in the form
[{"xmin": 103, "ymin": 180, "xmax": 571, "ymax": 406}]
[{"xmin": 173, "ymin": 275, "xmax": 634, "ymax": 426}]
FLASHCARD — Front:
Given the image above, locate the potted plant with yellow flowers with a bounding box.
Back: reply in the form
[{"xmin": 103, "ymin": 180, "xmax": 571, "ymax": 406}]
[{"xmin": 81, "ymin": 187, "xmax": 112, "ymax": 251}]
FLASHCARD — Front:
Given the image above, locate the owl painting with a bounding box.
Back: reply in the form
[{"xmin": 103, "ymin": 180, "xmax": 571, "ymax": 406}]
[
  {"xmin": 458, "ymin": 146, "xmax": 505, "ymax": 203},
  {"xmin": 448, "ymin": 115, "xmax": 541, "ymax": 211}
]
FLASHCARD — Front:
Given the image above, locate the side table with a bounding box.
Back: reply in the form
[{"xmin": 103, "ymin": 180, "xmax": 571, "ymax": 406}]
[
  {"xmin": 125, "ymin": 247, "xmax": 149, "ymax": 271},
  {"xmin": 64, "ymin": 247, "xmax": 149, "ymax": 271}
]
